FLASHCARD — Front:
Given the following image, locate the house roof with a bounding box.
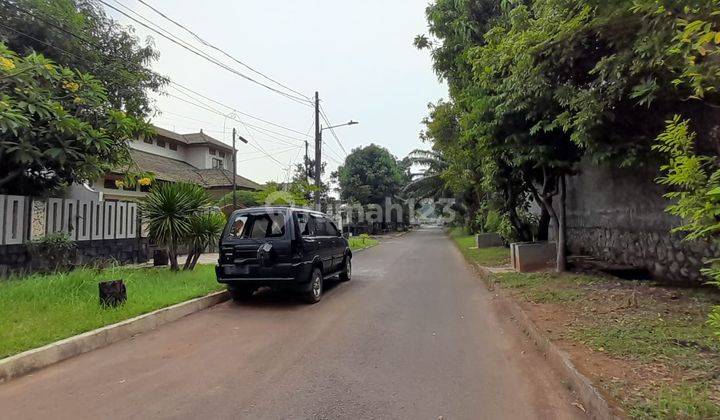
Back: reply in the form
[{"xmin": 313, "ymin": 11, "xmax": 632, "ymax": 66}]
[
  {"xmin": 153, "ymin": 125, "xmax": 233, "ymax": 152},
  {"xmin": 182, "ymin": 131, "xmax": 234, "ymax": 152},
  {"xmin": 123, "ymin": 149, "xmax": 261, "ymax": 190}
]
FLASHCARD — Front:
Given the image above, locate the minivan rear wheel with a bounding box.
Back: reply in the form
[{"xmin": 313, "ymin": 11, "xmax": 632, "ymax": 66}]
[{"xmin": 302, "ymin": 268, "xmax": 323, "ymax": 304}]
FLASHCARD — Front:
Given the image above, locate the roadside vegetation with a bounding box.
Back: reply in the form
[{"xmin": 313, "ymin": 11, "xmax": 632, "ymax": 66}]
[
  {"xmin": 0, "ymin": 265, "xmax": 222, "ymax": 359},
  {"xmin": 348, "ymin": 234, "xmax": 379, "ymax": 251},
  {"xmin": 449, "ymin": 227, "xmax": 720, "ymax": 418},
  {"xmin": 492, "ymin": 271, "xmax": 720, "ymax": 419},
  {"xmin": 449, "ymin": 228, "xmax": 509, "ymax": 267},
  {"xmin": 412, "ymin": 0, "xmax": 720, "ymax": 353}
]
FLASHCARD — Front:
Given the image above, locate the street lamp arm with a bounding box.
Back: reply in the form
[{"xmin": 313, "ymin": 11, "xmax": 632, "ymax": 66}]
[{"xmin": 321, "ymin": 120, "xmax": 359, "ymax": 131}]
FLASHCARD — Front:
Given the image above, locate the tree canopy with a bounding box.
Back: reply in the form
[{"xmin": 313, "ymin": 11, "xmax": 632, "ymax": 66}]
[
  {"xmin": 0, "ymin": 42, "xmax": 151, "ymax": 194},
  {"xmin": 416, "ymin": 0, "xmax": 720, "ymax": 270},
  {"xmin": 0, "ymin": 0, "xmax": 167, "ymax": 118},
  {"xmin": 336, "ymin": 144, "xmax": 408, "ymax": 206}
]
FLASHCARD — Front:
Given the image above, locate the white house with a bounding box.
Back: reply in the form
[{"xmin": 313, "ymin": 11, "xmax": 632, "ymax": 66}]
[{"xmin": 92, "ymin": 126, "xmax": 261, "ymax": 201}]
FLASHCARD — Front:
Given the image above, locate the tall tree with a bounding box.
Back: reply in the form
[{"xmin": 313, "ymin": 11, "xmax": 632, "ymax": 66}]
[
  {"xmin": 0, "ymin": 0, "xmax": 166, "ymax": 118},
  {"xmin": 336, "ymin": 144, "xmax": 408, "ymax": 207},
  {"xmin": 0, "ymin": 42, "xmax": 150, "ymax": 194}
]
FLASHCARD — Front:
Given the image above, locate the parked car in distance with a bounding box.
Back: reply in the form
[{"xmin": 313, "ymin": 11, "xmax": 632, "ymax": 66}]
[{"xmin": 215, "ymin": 207, "xmax": 352, "ymax": 304}]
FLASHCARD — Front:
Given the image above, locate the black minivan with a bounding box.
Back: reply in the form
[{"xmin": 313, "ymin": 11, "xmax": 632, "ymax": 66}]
[{"xmin": 215, "ymin": 207, "xmax": 352, "ymax": 304}]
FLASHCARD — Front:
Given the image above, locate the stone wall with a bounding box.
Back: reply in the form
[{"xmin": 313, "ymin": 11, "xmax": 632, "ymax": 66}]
[
  {"xmin": 559, "ymin": 157, "xmax": 716, "ymax": 285},
  {"xmin": 0, "ymin": 238, "xmax": 149, "ymax": 277}
]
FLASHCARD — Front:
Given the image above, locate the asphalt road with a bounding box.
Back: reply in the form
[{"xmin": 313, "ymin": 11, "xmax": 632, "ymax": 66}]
[{"xmin": 0, "ymin": 228, "xmax": 584, "ymax": 419}]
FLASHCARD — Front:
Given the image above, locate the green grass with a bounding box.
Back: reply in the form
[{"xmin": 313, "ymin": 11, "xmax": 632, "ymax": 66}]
[
  {"xmin": 449, "ymin": 227, "xmax": 510, "ymax": 267},
  {"xmin": 491, "ymin": 270, "xmax": 720, "ymax": 419},
  {"xmin": 495, "ymin": 271, "xmax": 596, "ymax": 303},
  {"xmin": 629, "ymin": 383, "xmax": 720, "ymax": 420},
  {"xmin": 348, "ymin": 235, "xmax": 379, "ymax": 251},
  {"xmin": 0, "ymin": 265, "xmax": 222, "ymax": 358}
]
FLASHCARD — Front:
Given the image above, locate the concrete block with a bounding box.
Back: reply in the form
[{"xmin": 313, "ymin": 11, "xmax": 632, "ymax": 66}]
[
  {"xmin": 126, "ymin": 203, "xmax": 138, "ymax": 239},
  {"xmin": 115, "ymin": 202, "xmax": 127, "ymax": 239},
  {"xmin": 30, "ymin": 199, "xmax": 47, "ymax": 240},
  {"xmin": 511, "ymin": 242, "xmax": 557, "ymax": 272},
  {"xmin": 76, "ymin": 201, "xmax": 91, "ymax": 241},
  {"xmin": 0, "ymin": 195, "xmax": 5, "ymax": 245},
  {"xmin": 4, "ymin": 196, "xmax": 25, "ymax": 245},
  {"xmin": 103, "ymin": 201, "xmax": 116, "ymax": 239},
  {"xmin": 62, "ymin": 199, "xmax": 78, "ymax": 240},
  {"xmin": 47, "ymin": 198, "xmax": 63, "ymax": 234},
  {"xmin": 90, "ymin": 201, "xmax": 103, "ymax": 240},
  {"xmin": 475, "ymin": 233, "xmax": 504, "ymax": 248}
]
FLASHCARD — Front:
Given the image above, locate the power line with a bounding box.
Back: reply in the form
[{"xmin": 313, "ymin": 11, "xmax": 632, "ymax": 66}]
[
  {"xmin": 164, "ymin": 91, "xmax": 303, "ymax": 148},
  {"xmin": 134, "ymin": 0, "xmax": 310, "ymax": 102},
  {"xmin": 319, "ymin": 104, "xmax": 349, "ymax": 156},
  {"xmin": 169, "ymin": 81, "xmax": 312, "ymax": 137},
  {"xmin": 0, "ymin": 0, "xmax": 312, "ymax": 140},
  {"xmin": 97, "ymin": 0, "xmax": 312, "ymax": 106},
  {"xmin": 0, "ymin": 3, "xmax": 307, "ymax": 171}
]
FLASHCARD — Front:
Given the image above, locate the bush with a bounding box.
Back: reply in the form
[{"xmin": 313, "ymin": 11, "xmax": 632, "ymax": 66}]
[{"xmin": 27, "ymin": 232, "xmax": 76, "ymax": 272}]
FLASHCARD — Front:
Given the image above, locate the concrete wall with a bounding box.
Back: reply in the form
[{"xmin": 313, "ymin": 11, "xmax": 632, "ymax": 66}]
[
  {"xmin": 185, "ymin": 145, "xmax": 210, "ymax": 169},
  {"xmin": 557, "ymin": 157, "xmax": 716, "ymax": 284},
  {"xmin": 0, "ymin": 238, "xmax": 149, "ymax": 277}
]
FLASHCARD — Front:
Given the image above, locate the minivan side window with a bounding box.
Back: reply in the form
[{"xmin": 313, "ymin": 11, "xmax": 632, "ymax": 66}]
[
  {"xmin": 325, "ymin": 218, "xmax": 341, "ymax": 237},
  {"xmin": 310, "ymin": 215, "xmax": 328, "ymax": 236},
  {"xmin": 296, "ymin": 212, "xmax": 314, "ymax": 237}
]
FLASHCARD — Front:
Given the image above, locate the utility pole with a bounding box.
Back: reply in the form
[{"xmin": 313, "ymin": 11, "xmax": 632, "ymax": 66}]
[
  {"xmin": 232, "ymin": 127, "xmax": 237, "ymax": 210},
  {"xmin": 314, "ymin": 91, "xmax": 322, "ymax": 210},
  {"xmin": 304, "ymin": 140, "xmax": 309, "ymax": 182}
]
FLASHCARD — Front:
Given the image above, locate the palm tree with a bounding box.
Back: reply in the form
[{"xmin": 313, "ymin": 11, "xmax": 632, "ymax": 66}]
[
  {"xmin": 140, "ymin": 182, "xmax": 211, "ymax": 271},
  {"xmin": 402, "ymin": 149, "xmax": 451, "ymax": 200},
  {"xmin": 183, "ymin": 211, "xmax": 226, "ymax": 270}
]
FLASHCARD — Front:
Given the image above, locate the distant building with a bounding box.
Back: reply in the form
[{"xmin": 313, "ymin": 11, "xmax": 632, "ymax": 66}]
[{"xmin": 93, "ymin": 126, "xmax": 261, "ymax": 201}]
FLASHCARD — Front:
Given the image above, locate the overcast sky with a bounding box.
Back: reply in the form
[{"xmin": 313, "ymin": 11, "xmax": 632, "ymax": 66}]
[{"xmin": 107, "ymin": 0, "xmax": 448, "ymax": 184}]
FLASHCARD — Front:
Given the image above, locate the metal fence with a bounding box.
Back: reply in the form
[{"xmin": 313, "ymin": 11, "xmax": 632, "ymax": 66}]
[{"xmin": 0, "ymin": 195, "xmax": 142, "ymax": 245}]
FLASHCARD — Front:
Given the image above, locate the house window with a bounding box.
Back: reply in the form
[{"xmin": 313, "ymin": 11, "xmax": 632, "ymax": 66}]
[
  {"xmin": 143, "ymin": 137, "xmax": 153, "ymax": 144},
  {"xmin": 169, "ymin": 142, "xmax": 178, "ymax": 151},
  {"xmin": 219, "ymin": 150, "xmax": 225, "ymax": 158},
  {"xmin": 156, "ymin": 138, "xmax": 166, "ymax": 148},
  {"xmin": 212, "ymin": 158, "xmax": 224, "ymax": 169},
  {"xmin": 209, "ymin": 148, "xmax": 216, "ymax": 156}
]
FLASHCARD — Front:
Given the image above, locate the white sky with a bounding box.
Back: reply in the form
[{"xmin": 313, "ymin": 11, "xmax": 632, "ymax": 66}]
[{"xmin": 107, "ymin": 0, "xmax": 448, "ymax": 184}]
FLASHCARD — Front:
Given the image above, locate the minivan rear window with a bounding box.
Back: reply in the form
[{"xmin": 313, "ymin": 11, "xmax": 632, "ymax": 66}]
[{"xmin": 227, "ymin": 212, "xmax": 286, "ymax": 239}]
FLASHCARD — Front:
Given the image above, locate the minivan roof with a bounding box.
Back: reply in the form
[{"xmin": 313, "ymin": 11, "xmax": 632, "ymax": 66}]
[{"xmin": 230, "ymin": 206, "xmax": 328, "ymax": 216}]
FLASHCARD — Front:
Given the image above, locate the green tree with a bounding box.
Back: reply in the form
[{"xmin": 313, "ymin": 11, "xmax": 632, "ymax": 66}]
[
  {"xmin": 140, "ymin": 182, "xmax": 212, "ymax": 271},
  {"xmin": 0, "ymin": 0, "xmax": 167, "ymax": 117},
  {"xmin": 654, "ymin": 117, "xmax": 720, "ymax": 336},
  {"xmin": 217, "ymin": 190, "xmax": 261, "ymax": 209},
  {"xmin": 0, "ymin": 42, "xmax": 150, "ymax": 194},
  {"xmin": 402, "ymin": 149, "xmax": 450, "ymax": 200},
  {"xmin": 336, "ymin": 144, "xmax": 408, "ymax": 206},
  {"xmin": 183, "ymin": 211, "xmax": 226, "ymax": 271},
  {"xmin": 418, "ymin": 0, "xmax": 720, "ymax": 270}
]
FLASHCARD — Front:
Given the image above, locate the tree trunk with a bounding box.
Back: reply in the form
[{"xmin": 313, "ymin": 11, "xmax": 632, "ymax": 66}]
[
  {"xmin": 556, "ymin": 174, "xmax": 567, "ymax": 272},
  {"xmin": 168, "ymin": 242, "xmax": 179, "ymax": 271},
  {"xmin": 0, "ymin": 169, "xmax": 23, "ymax": 189},
  {"xmin": 537, "ymin": 203, "xmax": 550, "ymax": 241},
  {"xmin": 183, "ymin": 251, "xmax": 194, "ymax": 271},
  {"xmin": 99, "ymin": 280, "xmax": 127, "ymax": 307},
  {"xmin": 189, "ymin": 251, "xmax": 202, "ymax": 270}
]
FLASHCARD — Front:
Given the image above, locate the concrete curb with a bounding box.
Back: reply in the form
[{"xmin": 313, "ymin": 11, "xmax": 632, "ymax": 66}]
[
  {"xmin": 0, "ymin": 290, "xmax": 229, "ymax": 384},
  {"xmin": 472, "ymin": 264, "xmax": 621, "ymax": 420}
]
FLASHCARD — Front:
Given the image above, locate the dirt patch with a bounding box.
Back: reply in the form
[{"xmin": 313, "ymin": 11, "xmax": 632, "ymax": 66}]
[{"xmin": 494, "ymin": 272, "xmax": 720, "ymax": 419}]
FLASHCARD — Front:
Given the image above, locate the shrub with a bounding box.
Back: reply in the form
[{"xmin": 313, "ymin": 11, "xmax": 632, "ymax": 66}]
[{"xmin": 27, "ymin": 232, "xmax": 76, "ymax": 272}]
